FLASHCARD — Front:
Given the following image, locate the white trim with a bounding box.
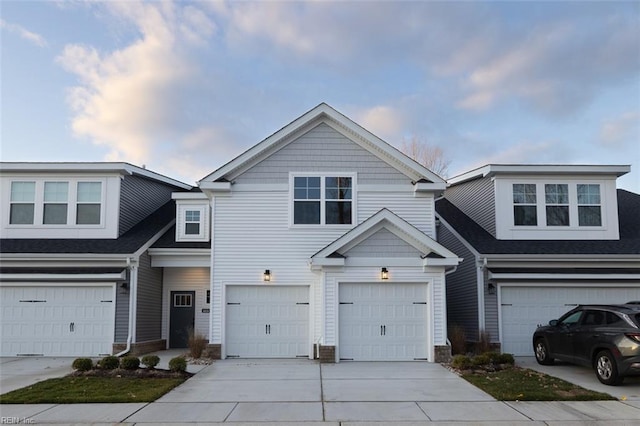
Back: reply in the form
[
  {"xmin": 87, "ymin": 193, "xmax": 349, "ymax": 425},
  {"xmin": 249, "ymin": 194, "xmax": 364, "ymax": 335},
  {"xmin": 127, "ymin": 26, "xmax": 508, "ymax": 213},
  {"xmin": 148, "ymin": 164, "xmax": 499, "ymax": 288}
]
[
  {"xmin": 172, "ymin": 192, "xmax": 208, "ymax": 200},
  {"xmin": 0, "ymin": 272, "xmax": 126, "ymax": 281},
  {"xmin": 489, "ymin": 273, "xmax": 640, "ymax": 280}
]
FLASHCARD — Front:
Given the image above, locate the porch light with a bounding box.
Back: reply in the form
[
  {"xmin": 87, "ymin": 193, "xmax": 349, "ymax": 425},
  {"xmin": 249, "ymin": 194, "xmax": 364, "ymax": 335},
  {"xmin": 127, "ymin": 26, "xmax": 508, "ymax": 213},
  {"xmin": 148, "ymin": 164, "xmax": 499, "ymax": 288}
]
[
  {"xmin": 488, "ymin": 282, "xmax": 496, "ymax": 295},
  {"xmin": 381, "ymin": 267, "xmax": 389, "ymax": 280},
  {"xmin": 263, "ymin": 269, "xmax": 271, "ymax": 282}
]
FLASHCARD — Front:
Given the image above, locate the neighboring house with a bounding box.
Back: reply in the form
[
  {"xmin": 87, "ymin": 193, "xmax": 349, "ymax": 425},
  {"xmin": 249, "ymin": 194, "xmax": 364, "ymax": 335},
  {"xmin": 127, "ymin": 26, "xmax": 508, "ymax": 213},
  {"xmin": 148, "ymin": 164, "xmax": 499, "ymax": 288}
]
[
  {"xmin": 435, "ymin": 164, "xmax": 640, "ymax": 356},
  {"xmin": 190, "ymin": 103, "xmax": 461, "ymax": 362},
  {"xmin": 0, "ymin": 163, "xmax": 191, "ymax": 357}
]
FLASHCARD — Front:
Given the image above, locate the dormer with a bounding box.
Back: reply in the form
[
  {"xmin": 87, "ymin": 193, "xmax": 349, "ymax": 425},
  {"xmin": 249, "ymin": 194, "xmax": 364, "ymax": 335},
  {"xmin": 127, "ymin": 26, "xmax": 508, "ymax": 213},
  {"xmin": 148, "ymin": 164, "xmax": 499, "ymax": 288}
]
[
  {"xmin": 0, "ymin": 162, "xmax": 190, "ymax": 239},
  {"xmin": 172, "ymin": 191, "xmax": 210, "ymax": 242},
  {"xmin": 446, "ymin": 164, "xmax": 630, "ymax": 241}
]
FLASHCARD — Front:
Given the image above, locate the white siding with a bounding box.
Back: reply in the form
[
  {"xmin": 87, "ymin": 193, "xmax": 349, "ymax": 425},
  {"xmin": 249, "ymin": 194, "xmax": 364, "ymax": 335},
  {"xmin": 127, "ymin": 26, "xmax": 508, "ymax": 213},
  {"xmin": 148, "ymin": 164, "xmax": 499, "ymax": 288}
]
[
  {"xmin": 341, "ymin": 228, "xmax": 422, "ymax": 258},
  {"xmin": 358, "ymin": 191, "xmax": 435, "ymax": 238},
  {"xmin": 162, "ymin": 267, "xmax": 210, "ymax": 344}
]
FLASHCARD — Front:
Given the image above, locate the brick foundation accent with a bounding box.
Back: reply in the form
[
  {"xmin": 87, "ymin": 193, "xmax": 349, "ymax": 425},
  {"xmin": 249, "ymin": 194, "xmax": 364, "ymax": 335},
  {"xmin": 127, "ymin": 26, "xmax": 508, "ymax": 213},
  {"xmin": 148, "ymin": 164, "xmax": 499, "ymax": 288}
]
[
  {"xmin": 318, "ymin": 345, "xmax": 335, "ymax": 363},
  {"xmin": 205, "ymin": 344, "xmax": 222, "ymax": 359},
  {"xmin": 111, "ymin": 339, "xmax": 167, "ymax": 356},
  {"xmin": 434, "ymin": 345, "xmax": 452, "ymax": 363}
]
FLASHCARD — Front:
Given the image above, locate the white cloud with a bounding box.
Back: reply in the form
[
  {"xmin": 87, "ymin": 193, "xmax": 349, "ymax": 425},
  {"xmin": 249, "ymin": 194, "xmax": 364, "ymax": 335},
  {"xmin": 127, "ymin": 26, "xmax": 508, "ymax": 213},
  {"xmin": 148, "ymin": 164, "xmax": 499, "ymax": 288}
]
[
  {"xmin": 353, "ymin": 105, "xmax": 406, "ymax": 142},
  {"xmin": 599, "ymin": 111, "xmax": 640, "ymax": 147},
  {"xmin": 0, "ymin": 19, "xmax": 47, "ymax": 47}
]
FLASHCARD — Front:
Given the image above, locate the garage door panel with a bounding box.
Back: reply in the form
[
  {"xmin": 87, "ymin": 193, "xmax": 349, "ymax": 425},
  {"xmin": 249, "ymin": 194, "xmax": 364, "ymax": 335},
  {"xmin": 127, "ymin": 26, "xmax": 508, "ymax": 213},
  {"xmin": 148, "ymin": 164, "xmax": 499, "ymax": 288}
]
[
  {"xmin": 339, "ymin": 283, "xmax": 429, "ymax": 361},
  {"xmin": 501, "ymin": 286, "xmax": 640, "ymax": 356},
  {"xmin": 226, "ymin": 286, "xmax": 309, "ymax": 358},
  {"xmin": 1, "ymin": 285, "xmax": 115, "ymax": 357}
]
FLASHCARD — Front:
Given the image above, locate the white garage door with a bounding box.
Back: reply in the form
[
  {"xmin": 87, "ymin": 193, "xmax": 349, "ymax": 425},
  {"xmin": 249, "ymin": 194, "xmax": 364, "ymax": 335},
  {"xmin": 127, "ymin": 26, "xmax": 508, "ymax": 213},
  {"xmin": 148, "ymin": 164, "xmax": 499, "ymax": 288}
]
[
  {"xmin": 1, "ymin": 285, "xmax": 115, "ymax": 357},
  {"xmin": 339, "ymin": 283, "xmax": 429, "ymax": 361},
  {"xmin": 501, "ymin": 285, "xmax": 640, "ymax": 356},
  {"xmin": 225, "ymin": 285, "xmax": 309, "ymax": 358}
]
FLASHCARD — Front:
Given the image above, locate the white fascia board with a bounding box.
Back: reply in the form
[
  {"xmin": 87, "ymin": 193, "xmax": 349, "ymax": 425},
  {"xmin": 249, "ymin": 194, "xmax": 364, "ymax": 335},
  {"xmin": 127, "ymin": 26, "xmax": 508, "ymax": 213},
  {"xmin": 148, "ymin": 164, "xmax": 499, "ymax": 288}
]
[
  {"xmin": 0, "ymin": 162, "xmax": 191, "ymax": 189},
  {"xmin": 148, "ymin": 248, "xmax": 211, "ymax": 256},
  {"xmin": 414, "ymin": 182, "xmax": 447, "ymax": 192},
  {"xmin": 172, "ymin": 192, "xmax": 207, "ymax": 200},
  {"xmin": 0, "ymin": 271, "xmax": 127, "ymax": 281},
  {"xmin": 199, "ymin": 181, "xmax": 231, "ymax": 192},
  {"xmin": 489, "ymin": 272, "xmax": 640, "ymax": 281},
  {"xmin": 449, "ymin": 164, "xmax": 630, "ymax": 185},
  {"xmin": 149, "ymin": 249, "xmax": 211, "ymax": 267},
  {"xmin": 423, "ymin": 257, "xmax": 463, "ymax": 267},
  {"xmin": 309, "ymin": 257, "xmax": 345, "ymax": 267}
]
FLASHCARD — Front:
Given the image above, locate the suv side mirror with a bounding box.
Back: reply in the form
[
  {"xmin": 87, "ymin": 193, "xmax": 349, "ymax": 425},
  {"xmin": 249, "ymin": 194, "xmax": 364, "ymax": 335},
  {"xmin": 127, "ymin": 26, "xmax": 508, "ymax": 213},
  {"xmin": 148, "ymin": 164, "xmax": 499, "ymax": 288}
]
[{"xmin": 549, "ymin": 319, "xmax": 559, "ymax": 327}]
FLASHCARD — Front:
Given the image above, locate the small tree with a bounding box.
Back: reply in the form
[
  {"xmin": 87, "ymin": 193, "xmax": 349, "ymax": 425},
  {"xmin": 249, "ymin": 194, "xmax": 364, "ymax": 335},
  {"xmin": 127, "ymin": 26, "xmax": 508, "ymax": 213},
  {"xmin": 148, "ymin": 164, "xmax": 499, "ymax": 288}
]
[{"xmin": 400, "ymin": 136, "xmax": 451, "ymax": 178}]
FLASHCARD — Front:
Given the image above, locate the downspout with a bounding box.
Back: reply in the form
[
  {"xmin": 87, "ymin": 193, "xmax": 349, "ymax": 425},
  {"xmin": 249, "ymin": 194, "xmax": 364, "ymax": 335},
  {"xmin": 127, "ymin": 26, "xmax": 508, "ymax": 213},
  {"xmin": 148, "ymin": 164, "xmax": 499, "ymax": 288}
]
[
  {"xmin": 115, "ymin": 257, "xmax": 138, "ymax": 357},
  {"xmin": 443, "ymin": 265, "xmax": 457, "ymax": 348}
]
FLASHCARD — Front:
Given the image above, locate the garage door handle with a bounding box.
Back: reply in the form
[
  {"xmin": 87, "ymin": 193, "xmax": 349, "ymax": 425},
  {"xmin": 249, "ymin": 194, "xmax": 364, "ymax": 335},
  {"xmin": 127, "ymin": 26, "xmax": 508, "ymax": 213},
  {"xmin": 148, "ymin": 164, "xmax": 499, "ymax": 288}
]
[
  {"xmin": 265, "ymin": 324, "xmax": 271, "ymax": 334},
  {"xmin": 380, "ymin": 325, "xmax": 386, "ymax": 336},
  {"xmin": 70, "ymin": 322, "xmax": 75, "ymax": 332}
]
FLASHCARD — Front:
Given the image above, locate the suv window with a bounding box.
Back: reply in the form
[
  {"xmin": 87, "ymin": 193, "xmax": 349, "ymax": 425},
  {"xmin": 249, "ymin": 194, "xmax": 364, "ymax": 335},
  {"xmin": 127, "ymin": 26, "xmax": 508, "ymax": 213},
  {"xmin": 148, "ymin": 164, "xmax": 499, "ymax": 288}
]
[
  {"xmin": 604, "ymin": 311, "xmax": 624, "ymax": 326},
  {"xmin": 582, "ymin": 310, "xmax": 605, "ymax": 326},
  {"xmin": 560, "ymin": 311, "xmax": 583, "ymax": 327},
  {"xmin": 632, "ymin": 313, "xmax": 640, "ymax": 327}
]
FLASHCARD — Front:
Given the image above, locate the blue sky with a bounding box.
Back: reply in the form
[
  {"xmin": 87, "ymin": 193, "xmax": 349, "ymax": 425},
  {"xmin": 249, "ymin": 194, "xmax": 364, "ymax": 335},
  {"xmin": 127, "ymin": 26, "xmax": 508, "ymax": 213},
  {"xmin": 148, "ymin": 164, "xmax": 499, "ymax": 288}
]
[{"xmin": 2, "ymin": 1, "xmax": 639, "ymax": 191}]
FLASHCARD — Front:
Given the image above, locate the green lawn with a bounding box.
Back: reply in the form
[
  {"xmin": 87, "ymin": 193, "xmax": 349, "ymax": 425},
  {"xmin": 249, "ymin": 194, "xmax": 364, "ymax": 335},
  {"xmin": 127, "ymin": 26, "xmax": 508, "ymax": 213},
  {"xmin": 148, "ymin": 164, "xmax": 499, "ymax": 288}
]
[
  {"xmin": 462, "ymin": 367, "xmax": 616, "ymax": 401},
  {"xmin": 0, "ymin": 376, "xmax": 186, "ymax": 404}
]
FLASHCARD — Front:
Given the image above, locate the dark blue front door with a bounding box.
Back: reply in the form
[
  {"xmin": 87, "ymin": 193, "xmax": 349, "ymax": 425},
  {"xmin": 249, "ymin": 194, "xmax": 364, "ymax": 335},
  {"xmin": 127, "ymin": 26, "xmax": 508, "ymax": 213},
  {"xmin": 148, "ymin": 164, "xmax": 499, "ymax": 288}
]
[{"xmin": 169, "ymin": 291, "xmax": 195, "ymax": 348}]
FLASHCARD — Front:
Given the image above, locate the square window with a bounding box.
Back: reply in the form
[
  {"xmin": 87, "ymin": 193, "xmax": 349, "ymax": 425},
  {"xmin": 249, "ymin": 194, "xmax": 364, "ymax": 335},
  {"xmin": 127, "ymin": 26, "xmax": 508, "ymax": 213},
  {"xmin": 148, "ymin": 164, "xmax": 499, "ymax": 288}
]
[
  {"xmin": 546, "ymin": 206, "xmax": 569, "ymax": 226},
  {"xmin": 185, "ymin": 222, "xmax": 200, "ymax": 235},
  {"xmin": 10, "ymin": 204, "xmax": 34, "ymax": 224},
  {"xmin": 294, "ymin": 200, "xmax": 321, "ymax": 224},
  {"xmin": 514, "ymin": 205, "xmax": 537, "ymax": 226},
  {"xmin": 77, "ymin": 204, "xmax": 100, "ymax": 224},
  {"xmin": 44, "ymin": 204, "xmax": 68, "ymax": 224}
]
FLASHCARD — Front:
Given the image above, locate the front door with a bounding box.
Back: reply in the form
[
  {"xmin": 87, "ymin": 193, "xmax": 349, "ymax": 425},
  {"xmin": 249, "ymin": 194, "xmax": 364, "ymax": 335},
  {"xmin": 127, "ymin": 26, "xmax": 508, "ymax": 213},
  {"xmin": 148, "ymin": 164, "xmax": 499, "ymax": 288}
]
[{"xmin": 169, "ymin": 291, "xmax": 195, "ymax": 348}]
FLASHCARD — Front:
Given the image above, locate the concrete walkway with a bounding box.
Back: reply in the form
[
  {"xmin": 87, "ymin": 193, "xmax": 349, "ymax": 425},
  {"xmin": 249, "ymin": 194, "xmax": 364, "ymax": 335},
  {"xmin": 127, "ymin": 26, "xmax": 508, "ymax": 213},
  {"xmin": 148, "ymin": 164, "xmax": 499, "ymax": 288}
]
[{"xmin": 2, "ymin": 358, "xmax": 640, "ymax": 424}]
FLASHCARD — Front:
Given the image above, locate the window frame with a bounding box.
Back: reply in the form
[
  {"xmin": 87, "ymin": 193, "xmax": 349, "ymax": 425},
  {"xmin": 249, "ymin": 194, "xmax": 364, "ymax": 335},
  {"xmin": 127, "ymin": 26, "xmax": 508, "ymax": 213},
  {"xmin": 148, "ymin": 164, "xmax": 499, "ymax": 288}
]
[
  {"xmin": 289, "ymin": 172, "xmax": 356, "ymax": 227},
  {"xmin": 513, "ymin": 183, "xmax": 538, "ymax": 226},
  {"xmin": 577, "ymin": 184, "xmax": 602, "ymax": 227},
  {"xmin": 9, "ymin": 181, "xmax": 36, "ymax": 225},
  {"xmin": 544, "ymin": 183, "xmax": 569, "ymax": 227},
  {"xmin": 175, "ymin": 204, "xmax": 209, "ymax": 241}
]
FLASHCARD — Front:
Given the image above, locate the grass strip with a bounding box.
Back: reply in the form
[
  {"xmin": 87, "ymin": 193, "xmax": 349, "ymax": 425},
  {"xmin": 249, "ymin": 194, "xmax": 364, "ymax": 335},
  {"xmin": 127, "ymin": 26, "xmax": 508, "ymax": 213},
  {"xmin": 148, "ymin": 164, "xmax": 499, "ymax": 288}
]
[
  {"xmin": 0, "ymin": 376, "xmax": 186, "ymax": 404},
  {"xmin": 461, "ymin": 367, "xmax": 615, "ymax": 401}
]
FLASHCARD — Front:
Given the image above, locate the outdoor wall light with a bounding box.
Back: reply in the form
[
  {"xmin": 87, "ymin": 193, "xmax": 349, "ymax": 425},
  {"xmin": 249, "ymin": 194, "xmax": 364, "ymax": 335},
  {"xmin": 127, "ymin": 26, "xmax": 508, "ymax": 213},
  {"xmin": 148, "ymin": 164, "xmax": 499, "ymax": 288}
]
[
  {"xmin": 381, "ymin": 267, "xmax": 389, "ymax": 280},
  {"xmin": 488, "ymin": 282, "xmax": 496, "ymax": 295},
  {"xmin": 263, "ymin": 269, "xmax": 271, "ymax": 282}
]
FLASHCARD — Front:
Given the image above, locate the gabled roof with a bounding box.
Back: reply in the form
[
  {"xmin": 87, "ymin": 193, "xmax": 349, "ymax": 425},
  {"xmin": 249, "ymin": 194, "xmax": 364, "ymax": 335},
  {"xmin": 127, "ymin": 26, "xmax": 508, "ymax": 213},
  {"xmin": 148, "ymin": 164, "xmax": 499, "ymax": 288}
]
[
  {"xmin": 435, "ymin": 189, "xmax": 640, "ymax": 256},
  {"xmin": 0, "ymin": 201, "xmax": 176, "ymax": 255},
  {"xmin": 310, "ymin": 209, "xmax": 461, "ymax": 267},
  {"xmin": 199, "ymin": 103, "xmax": 445, "ymax": 187}
]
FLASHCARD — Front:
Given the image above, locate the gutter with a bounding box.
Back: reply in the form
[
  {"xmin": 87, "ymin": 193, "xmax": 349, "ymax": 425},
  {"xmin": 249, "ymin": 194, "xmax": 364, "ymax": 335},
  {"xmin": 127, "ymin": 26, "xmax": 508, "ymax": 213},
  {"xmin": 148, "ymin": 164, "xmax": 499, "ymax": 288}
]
[{"xmin": 115, "ymin": 257, "xmax": 137, "ymax": 357}]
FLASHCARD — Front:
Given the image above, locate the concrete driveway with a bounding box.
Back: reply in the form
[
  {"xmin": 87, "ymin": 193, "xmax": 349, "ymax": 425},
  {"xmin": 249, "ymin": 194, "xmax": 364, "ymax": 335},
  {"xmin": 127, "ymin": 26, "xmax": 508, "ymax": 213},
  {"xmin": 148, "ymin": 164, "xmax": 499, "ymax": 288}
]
[
  {"xmin": 0, "ymin": 357, "xmax": 73, "ymax": 394},
  {"xmin": 517, "ymin": 356, "xmax": 640, "ymax": 401}
]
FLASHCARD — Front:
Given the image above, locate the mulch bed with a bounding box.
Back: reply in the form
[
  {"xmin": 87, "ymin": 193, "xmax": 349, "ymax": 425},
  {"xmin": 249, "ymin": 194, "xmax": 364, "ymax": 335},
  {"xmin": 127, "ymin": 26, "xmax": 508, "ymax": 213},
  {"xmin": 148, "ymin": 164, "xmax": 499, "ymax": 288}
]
[{"xmin": 70, "ymin": 368, "xmax": 193, "ymax": 379}]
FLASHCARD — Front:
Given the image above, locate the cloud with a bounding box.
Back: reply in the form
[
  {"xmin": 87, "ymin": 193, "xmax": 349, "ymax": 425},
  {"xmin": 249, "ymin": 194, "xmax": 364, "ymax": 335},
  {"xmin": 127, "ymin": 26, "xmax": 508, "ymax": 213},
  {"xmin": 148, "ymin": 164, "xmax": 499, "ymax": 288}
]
[
  {"xmin": 0, "ymin": 19, "xmax": 47, "ymax": 47},
  {"xmin": 56, "ymin": 1, "xmax": 214, "ymax": 168},
  {"xmin": 352, "ymin": 105, "xmax": 406, "ymax": 142},
  {"xmin": 599, "ymin": 111, "xmax": 640, "ymax": 147}
]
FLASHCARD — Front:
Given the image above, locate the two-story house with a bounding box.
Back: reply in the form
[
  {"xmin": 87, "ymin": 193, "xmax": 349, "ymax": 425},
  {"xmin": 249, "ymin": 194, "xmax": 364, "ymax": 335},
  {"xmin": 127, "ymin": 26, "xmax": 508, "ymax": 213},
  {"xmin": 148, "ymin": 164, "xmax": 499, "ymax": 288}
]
[
  {"xmin": 0, "ymin": 163, "xmax": 191, "ymax": 357},
  {"xmin": 184, "ymin": 103, "xmax": 461, "ymax": 362},
  {"xmin": 435, "ymin": 164, "xmax": 640, "ymax": 356}
]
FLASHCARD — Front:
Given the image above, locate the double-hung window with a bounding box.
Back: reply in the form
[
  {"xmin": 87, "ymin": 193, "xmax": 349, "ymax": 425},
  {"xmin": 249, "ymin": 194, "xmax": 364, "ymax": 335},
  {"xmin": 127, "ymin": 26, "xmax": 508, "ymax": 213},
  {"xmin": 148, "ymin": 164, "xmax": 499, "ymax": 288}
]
[
  {"xmin": 76, "ymin": 182, "xmax": 102, "ymax": 225},
  {"xmin": 513, "ymin": 184, "xmax": 537, "ymax": 226},
  {"xmin": 185, "ymin": 210, "xmax": 201, "ymax": 235},
  {"xmin": 545, "ymin": 184, "xmax": 569, "ymax": 226},
  {"xmin": 43, "ymin": 182, "xmax": 69, "ymax": 224},
  {"xmin": 293, "ymin": 175, "xmax": 353, "ymax": 225},
  {"xmin": 577, "ymin": 184, "xmax": 601, "ymax": 226},
  {"xmin": 10, "ymin": 181, "xmax": 36, "ymax": 224}
]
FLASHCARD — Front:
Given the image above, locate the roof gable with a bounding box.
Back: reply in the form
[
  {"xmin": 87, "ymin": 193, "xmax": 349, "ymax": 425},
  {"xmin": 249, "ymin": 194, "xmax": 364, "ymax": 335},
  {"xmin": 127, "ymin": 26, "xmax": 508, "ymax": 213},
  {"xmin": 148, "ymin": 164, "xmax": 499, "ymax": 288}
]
[
  {"xmin": 310, "ymin": 209, "xmax": 460, "ymax": 268},
  {"xmin": 200, "ymin": 103, "xmax": 445, "ymax": 186}
]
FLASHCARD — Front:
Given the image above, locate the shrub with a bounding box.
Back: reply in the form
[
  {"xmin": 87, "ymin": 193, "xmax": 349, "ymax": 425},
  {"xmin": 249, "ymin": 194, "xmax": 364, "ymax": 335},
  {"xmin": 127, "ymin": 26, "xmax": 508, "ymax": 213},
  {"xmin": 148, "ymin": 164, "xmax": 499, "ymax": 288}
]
[
  {"xmin": 448, "ymin": 324, "xmax": 467, "ymax": 355},
  {"xmin": 451, "ymin": 354, "xmax": 472, "ymax": 369},
  {"xmin": 474, "ymin": 330, "xmax": 492, "ymax": 354},
  {"xmin": 471, "ymin": 354, "xmax": 491, "ymax": 366},
  {"xmin": 188, "ymin": 328, "xmax": 208, "ymax": 359},
  {"xmin": 169, "ymin": 356, "xmax": 187, "ymax": 372},
  {"xmin": 72, "ymin": 358, "xmax": 93, "ymax": 371},
  {"xmin": 141, "ymin": 354, "xmax": 160, "ymax": 369},
  {"xmin": 495, "ymin": 353, "xmax": 515, "ymax": 365},
  {"xmin": 98, "ymin": 355, "xmax": 120, "ymax": 370},
  {"xmin": 120, "ymin": 356, "xmax": 140, "ymax": 370}
]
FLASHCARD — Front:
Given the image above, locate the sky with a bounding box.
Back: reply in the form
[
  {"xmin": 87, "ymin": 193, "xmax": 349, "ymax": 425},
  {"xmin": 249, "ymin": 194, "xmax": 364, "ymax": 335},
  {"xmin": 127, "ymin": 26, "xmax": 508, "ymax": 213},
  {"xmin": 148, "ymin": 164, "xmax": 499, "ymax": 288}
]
[{"xmin": 1, "ymin": 1, "xmax": 639, "ymax": 192}]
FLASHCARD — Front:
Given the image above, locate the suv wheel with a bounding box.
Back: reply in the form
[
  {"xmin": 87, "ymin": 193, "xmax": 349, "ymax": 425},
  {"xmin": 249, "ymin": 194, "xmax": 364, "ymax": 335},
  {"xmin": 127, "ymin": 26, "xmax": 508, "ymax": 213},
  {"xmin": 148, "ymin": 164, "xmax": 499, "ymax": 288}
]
[
  {"xmin": 534, "ymin": 339, "xmax": 554, "ymax": 365},
  {"xmin": 594, "ymin": 350, "xmax": 623, "ymax": 386}
]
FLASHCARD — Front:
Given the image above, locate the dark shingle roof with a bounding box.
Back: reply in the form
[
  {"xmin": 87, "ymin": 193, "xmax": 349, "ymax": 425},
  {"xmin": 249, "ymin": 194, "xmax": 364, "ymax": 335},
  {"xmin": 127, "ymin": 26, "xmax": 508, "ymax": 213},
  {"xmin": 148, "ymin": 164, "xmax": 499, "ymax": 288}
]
[
  {"xmin": 151, "ymin": 225, "xmax": 212, "ymax": 249},
  {"xmin": 435, "ymin": 189, "xmax": 640, "ymax": 255},
  {"xmin": 0, "ymin": 201, "xmax": 176, "ymax": 255}
]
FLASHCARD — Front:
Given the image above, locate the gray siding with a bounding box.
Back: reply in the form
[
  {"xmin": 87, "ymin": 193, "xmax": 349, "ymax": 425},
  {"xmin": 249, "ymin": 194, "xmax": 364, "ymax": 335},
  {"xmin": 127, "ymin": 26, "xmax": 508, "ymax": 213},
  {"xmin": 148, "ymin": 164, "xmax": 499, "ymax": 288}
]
[
  {"xmin": 437, "ymin": 224, "xmax": 479, "ymax": 340},
  {"xmin": 484, "ymin": 267, "xmax": 499, "ymax": 342},
  {"xmin": 445, "ymin": 176, "xmax": 496, "ymax": 237},
  {"xmin": 136, "ymin": 251, "xmax": 163, "ymax": 342},
  {"xmin": 119, "ymin": 175, "xmax": 177, "ymax": 236},
  {"xmin": 114, "ymin": 272, "xmax": 130, "ymax": 343},
  {"xmin": 341, "ymin": 228, "xmax": 422, "ymax": 258},
  {"xmin": 235, "ymin": 123, "xmax": 411, "ymax": 185}
]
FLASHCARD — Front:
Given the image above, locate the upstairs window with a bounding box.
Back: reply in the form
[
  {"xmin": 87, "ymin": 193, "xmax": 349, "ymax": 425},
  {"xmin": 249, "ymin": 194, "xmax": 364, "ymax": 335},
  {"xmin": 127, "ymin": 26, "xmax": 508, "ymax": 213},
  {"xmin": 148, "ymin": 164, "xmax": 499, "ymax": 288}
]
[
  {"xmin": 10, "ymin": 181, "xmax": 35, "ymax": 224},
  {"xmin": 76, "ymin": 182, "xmax": 102, "ymax": 225},
  {"xmin": 293, "ymin": 175, "xmax": 353, "ymax": 225},
  {"xmin": 545, "ymin": 184, "xmax": 569, "ymax": 226},
  {"xmin": 578, "ymin": 184, "xmax": 601, "ymax": 226},
  {"xmin": 43, "ymin": 182, "xmax": 69, "ymax": 224},
  {"xmin": 185, "ymin": 210, "xmax": 201, "ymax": 235},
  {"xmin": 513, "ymin": 184, "xmax": 537, "ymax": 226}
]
